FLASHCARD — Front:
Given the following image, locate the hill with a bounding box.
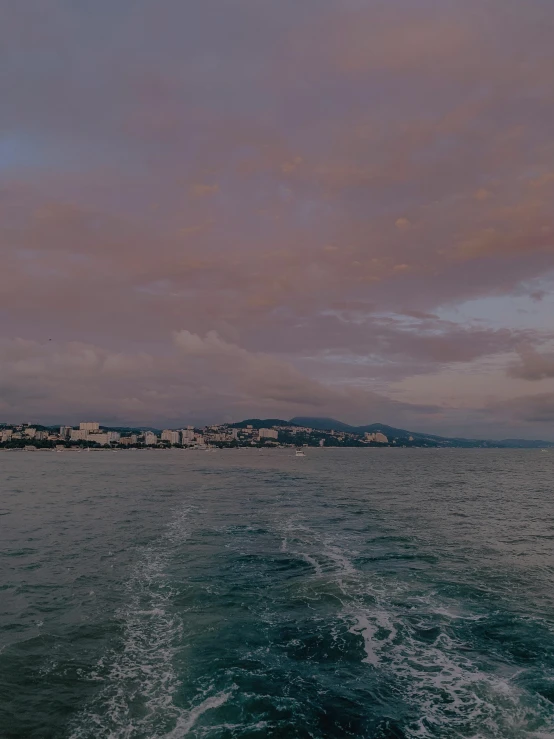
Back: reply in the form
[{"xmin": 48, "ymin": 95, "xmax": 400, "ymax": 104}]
[
  {"xmin": 289, "ymin": 417, "xmax": 554, "ymax": 448},
  {"xmin": 291, "ymin": 417, "xmax": 434, "ymax": 438},
  {"xmin": 289, "ymin": 417, "xmax": 356, "ymax": 433}
]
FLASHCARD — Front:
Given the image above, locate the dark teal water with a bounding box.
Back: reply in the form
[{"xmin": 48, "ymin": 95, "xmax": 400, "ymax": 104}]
[{"xmin": 1, "ymin": 449, "xmax": 554, "ymax": 738}]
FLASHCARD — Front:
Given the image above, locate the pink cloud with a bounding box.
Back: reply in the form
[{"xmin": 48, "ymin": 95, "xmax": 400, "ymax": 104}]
[
  {"xmin": 1, "ymin": 0, "xmax": 554, "ymax": 434},
  {"xmin": 508, "ymin": 345, "xmax": 554, "ymax": 381}
]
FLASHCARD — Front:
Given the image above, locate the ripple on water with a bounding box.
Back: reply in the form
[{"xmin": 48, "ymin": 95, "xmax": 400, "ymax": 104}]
[{"xmin": 2, "ymin": 451, "xmax": 554, "ymax": 738}]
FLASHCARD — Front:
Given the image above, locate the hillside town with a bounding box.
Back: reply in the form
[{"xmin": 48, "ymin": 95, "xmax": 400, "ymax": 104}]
[{"xmin": 0, "ymin": 420, "xmax": 401, "ymax": 450}]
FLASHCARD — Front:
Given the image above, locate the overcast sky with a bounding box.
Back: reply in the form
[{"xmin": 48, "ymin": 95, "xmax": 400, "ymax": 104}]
[{"xmin": 2, "ymin": 0, "xmax": 554, "ymax": 437}]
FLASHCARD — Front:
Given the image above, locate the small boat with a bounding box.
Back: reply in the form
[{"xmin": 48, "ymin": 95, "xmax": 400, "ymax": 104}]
[{"xmin": 295, "ymin": 448, "xmax": 305, "ymax": 457}]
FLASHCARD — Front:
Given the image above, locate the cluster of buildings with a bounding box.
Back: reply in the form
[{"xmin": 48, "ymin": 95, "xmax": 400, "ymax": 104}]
[
  {"xmin": 1, "ymin": 424, "xmax": 56, "ymax": 443},
  {"xmin": 62, "ymin": 423, "xmax": 210, "ymax": 448},
  {"xmin": 364, "ymin": 431, "xmax": 389, "ymax": 444},
  {"xmin": 60, "ymin": 423, "xmax": 121, "ymax": 445},
  {"xmin": 0, "ymin": 422, "xmax": 285, "ymax": 449},
  {"xmin": 0, "ymin": 421, "xmax": 393, "ymax": 450}
]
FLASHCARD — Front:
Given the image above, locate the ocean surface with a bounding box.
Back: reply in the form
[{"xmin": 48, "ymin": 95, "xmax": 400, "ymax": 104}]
[{"xmin": 1, "ymin": 449, "xmax": 554, "ymax": 739}]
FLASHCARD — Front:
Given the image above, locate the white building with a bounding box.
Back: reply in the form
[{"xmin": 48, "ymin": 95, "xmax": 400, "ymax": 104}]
[
  {"xmin": 181, "ymin": 429, "xmax": 196, "ymax": 444},
  {"xmin": 70, "ymin": 429, "xmax": 88, "ymax": 441},
  {"xmin": 119, "ymin": 434, "xmax": 138, "ymax": 446},
  {"xmin": 106, "ymin": 431, "xmax": 121, "ymax": 443},
  {"xmin": 59, "ymin": 426, "xmax": 72, "ymax": 438},
  {"xmin": 87, "ymin": 432, "xmax": 109, "ymax": 445},
  {"xmin": 144, "ymin": 431, "xmax": 158, "ymax": 446},
  {"xmin": 213, "ymin": 432, "xmax": 236, "ymax": 442},
  {"xmin": 25, "ymin": 427, "xmax": 37, "ymax": 438},
  {"xmin": 1, "ymin": 429, "xmax": 13, "ymax": 442},
  {"xmin": 161, "ymin": 430, "xmax": 180, "ymax": 445},
  {"xmin": 80, "ymin": 422, "xmax": 100, "ymax": 432},
  {"xmin": 259, "ymin": 428, "xmax": 278, "ymax": 440}
]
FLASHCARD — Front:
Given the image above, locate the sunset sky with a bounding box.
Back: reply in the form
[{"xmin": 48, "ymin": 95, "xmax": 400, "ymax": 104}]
[{"xmin": 2, "ymin": 0, "xmax": 554, "ymax": 437}]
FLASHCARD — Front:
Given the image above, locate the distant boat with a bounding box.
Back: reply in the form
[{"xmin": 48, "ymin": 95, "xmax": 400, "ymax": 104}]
[{"xmin": 295, "ymin": 448, "xmax": 305, "ymax": 457}]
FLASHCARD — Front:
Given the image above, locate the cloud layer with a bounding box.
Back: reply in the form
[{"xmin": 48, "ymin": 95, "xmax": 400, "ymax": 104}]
[{"xmin": 2, "ymin": 0, "xmax": 554, "ymax": 435}]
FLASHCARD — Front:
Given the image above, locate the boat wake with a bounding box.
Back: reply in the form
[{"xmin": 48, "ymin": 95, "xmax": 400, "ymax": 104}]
[
  {"xmin": 68, "ymin": 510, "xmax": 554, "ymax": 738},
  {"xmin": 275, "ymin": 518, "xmax": 554, "ymax": 739},
  {"xmin": 68, "ymin": 506, "xmax": 228, "ymax": 739}
]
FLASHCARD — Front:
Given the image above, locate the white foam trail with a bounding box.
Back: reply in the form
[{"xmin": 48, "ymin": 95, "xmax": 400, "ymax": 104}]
[
  {"xmin": 348, "ymin": 614, "xmax": 380, "ymax": 666},
  {"xmin": 345, "ymin": 608, "xmax": 398, "ymax": 667},
  {"xmin": 163, "ymin": 690, "xmax": 233, "ymax": 737},
  {"xmin": 278, "ymin": 523, "xmax": 554, "ymax": 737},
  {"xmin": 345, "ymin": 592, "xmax": 554, "ymax": 738},
  {"xmin": 340, "ymin": 580, "xmax": 554, "ymax": 739},
  {"xmin": 375, "ymin": 610, "xmax": 398, "ymax": 642},
  {"xmin": 69, "ymin": 507, "xmax": 194, "ymax": 739}
]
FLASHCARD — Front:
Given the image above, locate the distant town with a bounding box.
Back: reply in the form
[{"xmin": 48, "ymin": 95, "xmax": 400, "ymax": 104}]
[
  {"xmin": 0, "ymin": 420, "xmax": 397, "ymax": 451},
  {"xmin": 2, "ymin": 417, "xmax": 551, "ymax": 450}
]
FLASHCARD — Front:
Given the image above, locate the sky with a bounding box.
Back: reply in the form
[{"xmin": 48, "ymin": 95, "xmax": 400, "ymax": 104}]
[{"xmin": 1, "ymin": 0, "xmax": 554, "ymax": 438}]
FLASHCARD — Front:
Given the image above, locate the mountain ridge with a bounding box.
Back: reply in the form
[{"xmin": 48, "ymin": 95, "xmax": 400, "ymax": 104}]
[{"xmin": 289, "ymin": 416, "xmax": 554, "ymax": 448}]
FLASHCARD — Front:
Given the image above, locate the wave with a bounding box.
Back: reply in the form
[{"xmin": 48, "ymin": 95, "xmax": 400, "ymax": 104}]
[{"xmin": 274, "ymin": 517, "xmax": 554, "ymax": 738}]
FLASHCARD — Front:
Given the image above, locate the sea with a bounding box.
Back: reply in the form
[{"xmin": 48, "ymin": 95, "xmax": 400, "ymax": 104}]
[{"xmin": 1, "ymin": 448, "xmax": 554, "ymax": 739}]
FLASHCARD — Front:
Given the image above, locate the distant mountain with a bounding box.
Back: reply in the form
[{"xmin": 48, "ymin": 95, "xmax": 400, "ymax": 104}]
[
  {"xmin": 290, "ymin": 417, "xmax": 357, "ymax": 433},
  {"xmin": 291, "ymin": 417, "xmax": 421, "ymax": 437},
  {"xmin": 289, "ymin": 417, "xmax": 554, "ymax": 448}
]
